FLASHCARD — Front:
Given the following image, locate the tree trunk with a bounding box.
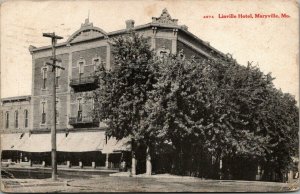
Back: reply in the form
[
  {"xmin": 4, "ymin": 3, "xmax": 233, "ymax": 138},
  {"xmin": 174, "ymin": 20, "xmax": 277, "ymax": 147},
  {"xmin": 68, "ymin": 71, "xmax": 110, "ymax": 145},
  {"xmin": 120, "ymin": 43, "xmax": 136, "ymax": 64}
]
[
  {"xmin": 131, "ymin": 152, "xmax": 136, "ymax": 175},
  {"xmin": 131, "ymin": 139, "xmax": 136, "ymax": 175},
  {"xmin": 219, "ymin": 157, "xmax": 223, "ymax": 180},
  {"xmin": 146, "ymin": 145, "xmax": 152, "ymax": 175}
]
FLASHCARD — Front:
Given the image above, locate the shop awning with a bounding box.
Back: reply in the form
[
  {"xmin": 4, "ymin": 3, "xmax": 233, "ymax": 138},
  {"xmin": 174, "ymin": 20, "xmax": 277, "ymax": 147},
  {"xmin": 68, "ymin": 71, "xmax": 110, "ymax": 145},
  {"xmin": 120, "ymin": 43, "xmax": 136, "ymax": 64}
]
[
  {"xmin": 2, "ymin": 133, "xmax": 65, "ymax": 152},
  {"xmin": 57, "ymin": 131, "xmax": 105, "ymax": 152},
  {"xmin": 102, "ymin": 137, "xmax": 131, "ymax": 154},
  {"xmin": 1, "ymin": 131, "xmax": 130, "ymax": 153},
  {"xmin": 1, "ymin": 133, "xmax": 28, "ymax": 151}
]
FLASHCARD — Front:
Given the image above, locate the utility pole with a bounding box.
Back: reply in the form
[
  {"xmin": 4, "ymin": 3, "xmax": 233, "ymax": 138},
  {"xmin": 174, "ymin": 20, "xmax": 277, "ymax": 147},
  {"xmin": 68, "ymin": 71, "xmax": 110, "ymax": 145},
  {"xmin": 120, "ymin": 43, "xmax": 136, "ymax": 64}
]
[{"xmin": 43, "ymin": 32, "xmax": 64, "ymax": 180}]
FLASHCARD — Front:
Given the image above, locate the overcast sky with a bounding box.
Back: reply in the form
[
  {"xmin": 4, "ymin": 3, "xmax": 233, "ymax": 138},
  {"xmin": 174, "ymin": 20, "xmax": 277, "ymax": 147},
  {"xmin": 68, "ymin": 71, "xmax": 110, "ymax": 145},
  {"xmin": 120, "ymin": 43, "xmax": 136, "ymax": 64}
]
[{"xmin": 1, "ymin": 0, "xmax": 298, "ymax": 102}]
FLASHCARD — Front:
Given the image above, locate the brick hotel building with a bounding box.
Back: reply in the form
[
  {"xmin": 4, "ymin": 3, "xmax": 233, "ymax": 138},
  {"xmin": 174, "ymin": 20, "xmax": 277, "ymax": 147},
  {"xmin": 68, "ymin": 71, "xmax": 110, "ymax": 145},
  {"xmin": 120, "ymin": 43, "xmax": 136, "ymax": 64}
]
[
  {"xmin": 1, "ymin": 9, "xmax": 225, "ymax": 168},
  {"xmin": 2, "ymin": 9, "xmax": 296, "ymax": 181}
]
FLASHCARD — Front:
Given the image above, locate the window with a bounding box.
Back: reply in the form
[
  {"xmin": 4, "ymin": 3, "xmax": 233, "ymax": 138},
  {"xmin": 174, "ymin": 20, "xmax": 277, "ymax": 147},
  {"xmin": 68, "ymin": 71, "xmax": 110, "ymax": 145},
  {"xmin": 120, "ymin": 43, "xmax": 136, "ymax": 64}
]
[
  {"xmin": 5, "ymin": 112, "xmax": 9, "ymax": 129},
  {"xmin": 24, "ymin": 110, "xmax": 28, "ymax": 128},
  {"xmin": 42, "ymin": 67, "xmax": 47, "ymax": 89},
  {"xmin": 77, "ymin": 98, "xmax": 83, "ymax": 122},
  {"xmin": 159, "ymin": 50, "xmax": 169, "ymax": 58},
  {"xmin": 93, "ymin": 58, "xmax": 100, "ymax": 66},
  {"xmin": 41, "ymin": 101, "xmax": 46, "ymax": 124},
  {"xmin": 78, "ymin": 59, "xmax": 85, "ymax": 80},
  {"xmin": 178, "ymin": 49, "xmax": 186, "ymax": 60},
  {"xmin": 157, "ymin": 47, "xmax": 170, "ymax": 59},
  {"xmin": 55, "ymin": 62, "xmax": 62, "ymax": 88},
  {"xmin": 93, "ymin": 57, "xmax": 102, "ymax": 71},
  {"xmin": 14, "ymin": 111, "xmax": 18, "ymax": 128}
]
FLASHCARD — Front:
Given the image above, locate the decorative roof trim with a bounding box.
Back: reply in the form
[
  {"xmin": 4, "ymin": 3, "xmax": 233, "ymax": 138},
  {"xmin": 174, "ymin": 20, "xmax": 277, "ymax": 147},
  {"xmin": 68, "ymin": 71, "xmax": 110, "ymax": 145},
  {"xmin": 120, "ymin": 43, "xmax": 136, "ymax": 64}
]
[
  {"xmin": 66, "ymin": 18, "xmax": 108, "ymax": 43},
  {"xmin": 152, "ymin": 8, "xmax": 178, "ymax": 25}
]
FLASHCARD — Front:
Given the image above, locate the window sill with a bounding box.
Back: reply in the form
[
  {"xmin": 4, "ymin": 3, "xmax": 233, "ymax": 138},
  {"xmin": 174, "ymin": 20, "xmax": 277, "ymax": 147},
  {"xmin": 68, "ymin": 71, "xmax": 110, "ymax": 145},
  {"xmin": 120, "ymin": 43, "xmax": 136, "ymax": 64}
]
[{"xmin": 41, "ymin": 88, "xmax": 48, "ymax": 91}]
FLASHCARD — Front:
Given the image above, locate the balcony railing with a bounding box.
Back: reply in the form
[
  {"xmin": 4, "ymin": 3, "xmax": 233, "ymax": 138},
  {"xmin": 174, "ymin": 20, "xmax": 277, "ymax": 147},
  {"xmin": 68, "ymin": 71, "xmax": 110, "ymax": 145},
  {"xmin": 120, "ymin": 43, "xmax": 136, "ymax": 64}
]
[
  {"xmin": 69, "ymin": 116, "xmax": 99, "ymax": 127},
  {"xmin": 69, "ymin": 76, "xmax": 98, "ymax": 91}
]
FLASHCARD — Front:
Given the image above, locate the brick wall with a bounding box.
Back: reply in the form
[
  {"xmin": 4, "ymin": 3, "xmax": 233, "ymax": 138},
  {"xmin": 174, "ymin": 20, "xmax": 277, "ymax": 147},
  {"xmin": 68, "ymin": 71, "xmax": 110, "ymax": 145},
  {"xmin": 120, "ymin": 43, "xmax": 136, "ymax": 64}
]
[
  {"xmin": 32, "ymin": 94, "xmax": 69, "ymax": 129},
  {"xmin": 33, "ymin": 53, "xmax": 69, "ymax": 96},
  {"xmin": 155, "ymin": 38, "xmax": 172, "ymax": 51},
  {"xmin": 177, "ymin": 40, "xmax": 207, "ymax": 59},
  {"xmin": 1, "ymin": 100, "xmax": 31, "ymax": 130},
  {"xmin": 72, "ymin": 46, "xmax": 107, "ymax": 79},
  {"xmin": 70, "ymin": 92, "xmax": 93, "ymax": 120}
]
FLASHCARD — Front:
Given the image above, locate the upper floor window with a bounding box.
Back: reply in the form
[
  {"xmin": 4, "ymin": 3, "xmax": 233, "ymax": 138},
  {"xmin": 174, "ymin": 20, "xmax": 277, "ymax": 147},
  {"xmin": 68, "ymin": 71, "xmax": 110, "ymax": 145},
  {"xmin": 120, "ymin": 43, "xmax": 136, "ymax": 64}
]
[
  {"xmin": 24, "ymin": 110, "xmax": 29, "ymax": 128},
  {"xmin": 42, "ymin": 67, "xmax": 48, "ymax": 89},
  {"xmin": 93, "ymin": 57, "xmax": 103, "ymax": 71},
  {"xmin": 157, "ymin": 47, "xmax": 170, "ymax": 59},
  {"xmin": 5, "ymin": 112, "xmax": 9, "ymax": 129},
  {"xmin": 14, "ymin": 111, "xmax": 18, "ymax": 128},
  {"xmin": 78, "ymin": 59, "xmax": 85, "ymax": 79},
  {"xmin": 178, "ymin": 49, "xmax": 186, "ymax": 60},
  {"xmin": 94, "ymin": 56, "xmax": 100, "ymax": 63},
  {"xmin": 77, "ymin": 98, "xmax": 83, "ymax": 122},
  {"xmin": 41, "ymin": 101, "xmax": 46, "ymax": 124}
]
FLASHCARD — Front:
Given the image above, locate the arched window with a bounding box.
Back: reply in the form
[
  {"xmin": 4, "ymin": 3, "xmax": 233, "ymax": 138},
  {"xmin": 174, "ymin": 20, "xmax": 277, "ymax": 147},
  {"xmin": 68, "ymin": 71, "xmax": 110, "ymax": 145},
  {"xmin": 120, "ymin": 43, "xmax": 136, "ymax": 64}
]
[
  {"xmin": 157, "ymin": 47, "xmax": 170, "ymax": 59},
  {"xmin": 78, "ymin": 58, "xmax": 85, "ymax": 80},
  {"xmin": 41, "ymin": 101, "xmax": 46, "ymax": 124},
  {"xmin": 77, "ymin": 98, "xmax": 83, "ymax": 122},
  {"xmin": 5, "ymin": 112, "xmax": 9, "ymax": 129},
  {"xmin": 14, "ymin": 111, "xmax": 18, "ymax": 128},
  {"xmin": 24, "ymin": 110, "xmax": 28, "ymax": 128},
  {"xmin": 42, "ymin": 66, "xmax": 48, "ymax": 89},
  {"xmin": 92, "ymin": 56, "xmax": 102, "ymax": 71}
]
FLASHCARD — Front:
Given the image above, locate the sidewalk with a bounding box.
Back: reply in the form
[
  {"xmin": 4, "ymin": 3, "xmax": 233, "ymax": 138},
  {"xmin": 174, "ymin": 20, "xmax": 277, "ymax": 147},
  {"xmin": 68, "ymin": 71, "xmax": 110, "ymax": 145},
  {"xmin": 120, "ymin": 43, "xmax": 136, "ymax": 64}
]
[
  {"xmin": 110, "ymin": 171, "xmax": 298, "ymax": 186},
  {"xmin": 2, "ymin": 164, "xmax": 118, "ymax": 173},
  {"xmin": 1, "ymin": 166, "xmax": 298, "ymax": 192},
  {"xmin": 1, "ymin": 173, "xmax": 297, "ymax": 193}
]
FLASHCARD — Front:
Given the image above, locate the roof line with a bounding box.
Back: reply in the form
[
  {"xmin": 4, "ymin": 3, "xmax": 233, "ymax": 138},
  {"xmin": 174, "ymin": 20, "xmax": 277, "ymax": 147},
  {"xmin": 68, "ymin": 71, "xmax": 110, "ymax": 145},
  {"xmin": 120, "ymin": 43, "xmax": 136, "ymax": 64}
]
[
  {"xmin": 29, "ymin": 23, "xmax": 226, "ymax": 58},
  {"xmin": 1, "ymin": 95, "xmax": 31, "ymax": 101}
]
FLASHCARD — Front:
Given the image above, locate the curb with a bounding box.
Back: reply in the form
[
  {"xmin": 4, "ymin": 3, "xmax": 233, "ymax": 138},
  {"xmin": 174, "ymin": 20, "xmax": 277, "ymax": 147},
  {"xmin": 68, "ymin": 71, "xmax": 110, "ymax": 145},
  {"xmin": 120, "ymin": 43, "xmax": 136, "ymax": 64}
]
[{"xmin": 1, "ymin": 179, "xmax": 67, "ymax": 188}]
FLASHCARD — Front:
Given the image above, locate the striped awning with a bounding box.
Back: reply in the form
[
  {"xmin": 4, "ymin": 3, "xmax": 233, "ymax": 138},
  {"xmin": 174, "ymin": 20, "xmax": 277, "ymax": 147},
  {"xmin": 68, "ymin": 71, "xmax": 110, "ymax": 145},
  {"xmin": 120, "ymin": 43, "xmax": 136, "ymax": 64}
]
[
  {"xmin": 102, "ymin": 137, "xmax": 131, "ymax": 154},
  {"xmin": 57, "ymin": 131, "xmax": 105, "ymax": 152},
  {"xmin": 0, "ymin": 131, "xmax": 128, "ymax": 153}
]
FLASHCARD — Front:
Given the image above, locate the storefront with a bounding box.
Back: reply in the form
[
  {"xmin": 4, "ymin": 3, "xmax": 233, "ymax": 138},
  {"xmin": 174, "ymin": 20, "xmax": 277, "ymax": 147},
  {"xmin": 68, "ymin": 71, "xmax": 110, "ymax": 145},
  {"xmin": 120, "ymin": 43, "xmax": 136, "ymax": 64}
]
[{"xmin": 1, "ymin": 131, "xmax": 131, "ymax": 169}]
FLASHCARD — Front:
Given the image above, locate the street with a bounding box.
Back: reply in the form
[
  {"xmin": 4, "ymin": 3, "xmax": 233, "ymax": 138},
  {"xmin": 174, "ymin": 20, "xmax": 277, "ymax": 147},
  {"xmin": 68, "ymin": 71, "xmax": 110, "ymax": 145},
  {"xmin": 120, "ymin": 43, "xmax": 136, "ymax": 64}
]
[{"xmin": 1, "ymin": 168, "xmax": 298, "ymax": 192}]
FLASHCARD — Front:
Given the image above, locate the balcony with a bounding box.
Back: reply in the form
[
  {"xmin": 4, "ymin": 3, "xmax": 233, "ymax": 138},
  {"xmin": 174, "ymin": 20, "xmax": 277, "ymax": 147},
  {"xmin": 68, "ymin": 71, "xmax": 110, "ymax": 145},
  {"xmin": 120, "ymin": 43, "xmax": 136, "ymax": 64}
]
[
  {"xmin": 69, "ymin": 116, "xmax": 99, "ymax": 128},
  {"xmin": 70, "ymin": 76, "xmax": 98, "ymax": 92}
]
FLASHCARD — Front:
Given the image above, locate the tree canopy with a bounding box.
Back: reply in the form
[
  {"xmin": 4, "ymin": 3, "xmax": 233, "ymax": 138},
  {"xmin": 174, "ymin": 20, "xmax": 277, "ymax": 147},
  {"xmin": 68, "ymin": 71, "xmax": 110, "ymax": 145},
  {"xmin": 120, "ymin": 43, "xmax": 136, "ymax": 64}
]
[
  {"xmin": 92, "ymin": 32, "xmax": 158, "ymax": 145},
  {"xmin": 92, "ymin": 32, "xmax": 299, "ymax": 180}
]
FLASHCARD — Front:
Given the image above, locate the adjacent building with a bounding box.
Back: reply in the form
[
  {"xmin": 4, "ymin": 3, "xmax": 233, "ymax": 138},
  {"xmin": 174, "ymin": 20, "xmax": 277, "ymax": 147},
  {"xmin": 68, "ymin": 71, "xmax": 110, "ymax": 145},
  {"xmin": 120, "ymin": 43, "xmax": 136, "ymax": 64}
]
[{"xmin": 1, "ymin": 96, "xmax": 31, "ymax": 132}]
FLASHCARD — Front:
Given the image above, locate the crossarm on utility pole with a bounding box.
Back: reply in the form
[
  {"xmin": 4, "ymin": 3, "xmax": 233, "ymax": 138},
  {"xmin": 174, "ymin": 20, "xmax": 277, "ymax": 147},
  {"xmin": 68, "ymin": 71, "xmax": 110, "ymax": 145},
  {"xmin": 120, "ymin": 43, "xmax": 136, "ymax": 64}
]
[
  {"xmin": 46, "ymin": 62, "xmax": 65, "ymax": 70},
  {"xmin": 43, "ymin": 33, "xmax": 63, "ymax": 39}
]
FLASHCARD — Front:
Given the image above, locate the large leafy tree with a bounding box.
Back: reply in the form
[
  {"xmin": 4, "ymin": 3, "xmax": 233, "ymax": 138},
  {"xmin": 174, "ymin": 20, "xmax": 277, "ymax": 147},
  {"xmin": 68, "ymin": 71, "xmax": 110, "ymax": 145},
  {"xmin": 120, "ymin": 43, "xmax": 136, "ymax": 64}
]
[
  {"xmin": 93, "ymin": 31, "xmax": 298, "ymax": 180},
  {"xmin": 92, "ymin": 32, "xmax": 158, "ymax": 175},
  {"xmin": 147, "ymin": 53, "xmax": 298, "ymax": 180}
]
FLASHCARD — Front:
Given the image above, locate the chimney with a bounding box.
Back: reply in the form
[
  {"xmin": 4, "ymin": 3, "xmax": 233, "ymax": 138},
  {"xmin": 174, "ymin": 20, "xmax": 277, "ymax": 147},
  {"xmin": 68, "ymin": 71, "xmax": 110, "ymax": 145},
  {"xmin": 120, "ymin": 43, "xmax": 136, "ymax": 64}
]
[
  {"xmin": 126, "ymin": 20, "xmax": 135, "ymax": 30},
  {"xmin": 181, "ymin": 25, "xmax": 188, "ymax": 31}
]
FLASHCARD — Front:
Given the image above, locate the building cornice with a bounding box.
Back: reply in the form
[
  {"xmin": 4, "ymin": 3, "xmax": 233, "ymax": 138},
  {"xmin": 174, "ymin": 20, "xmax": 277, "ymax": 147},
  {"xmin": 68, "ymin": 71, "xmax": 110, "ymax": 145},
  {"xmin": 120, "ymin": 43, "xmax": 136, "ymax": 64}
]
[
  {"xmin": 28, "ymin": 9, "xmax": 226, "ymax": 59},
  {"xmin": 1, "ymin": 95, "xmax": 31, "ymax": 103}
]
